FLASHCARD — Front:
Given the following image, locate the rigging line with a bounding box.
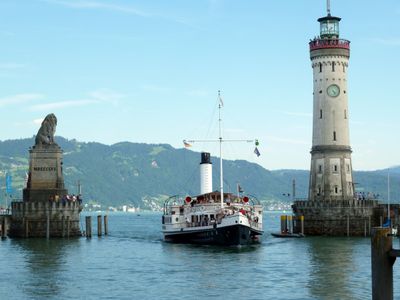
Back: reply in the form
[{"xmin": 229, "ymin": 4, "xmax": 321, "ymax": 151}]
[{"xmin": 202, "ymin": 97, "xmax": 219, "ymax": 149}]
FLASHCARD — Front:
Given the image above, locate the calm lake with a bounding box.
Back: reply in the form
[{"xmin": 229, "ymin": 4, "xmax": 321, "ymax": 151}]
[{"xmin": 0, "ymin": 211, "xmax": 399, "ymax": 299}]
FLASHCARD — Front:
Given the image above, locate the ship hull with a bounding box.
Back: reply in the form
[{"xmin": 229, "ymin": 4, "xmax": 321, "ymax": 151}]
[{"xmin": 163, "ymin": 224, "xmax": 262, "ymax": 246}]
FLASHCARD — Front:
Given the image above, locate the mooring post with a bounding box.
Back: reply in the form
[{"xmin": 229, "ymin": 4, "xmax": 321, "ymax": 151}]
[
  {"xmin": 369, "ymin": 216, "xmax": 371, "ymax": 236},
  {"xmin": 46, "ymin": 212, "xmax": 50, "ymax": 239},
  {"xmin": 61, "ymin": 216, "xmax": 65, "ymax": 238},
  {"xmin": 85, "ymin": 216, "xmax": 92, "ymax": 238},
  {"xmin": 104, "ymin": 215, "xmax": 108, "ymax": 235},
  {"xmin": 364, "ymin": 218, "xmax": 367, "ymax": 237},
  {"xmin": 371, "ymin": 227, "xmax": 396, "ymax": 300},
  {"xmin": 380, "ymin": 216, "xmax": 383, "ymax": 227},
  {"xmin": 25, "ymin": 218, "xmax": 29, "ymax": 238},
  {"xmin": 347, "ymin": 215, "xmax": 350, "ymax": 237},
  {"xmin": 288, "ymin": 215, "xmax": 293, "ymax": 234},
  {"xmin": 280, "ymin": 215, "xmax": 287, "ymax": 233},
  {"xmin": 66, "ymin": 216, "xmax": 70, "ymax": 238},
  {"xmin": 1, "ymin": 218, "xmax": 6, "ymax": 239},
  {"xmin": 300, "ymin": 215, "xmax": 304, "ymax": 235},
  {"xmin": 97, "ymin": 215, "xmax": 102, "ymax": 237}
]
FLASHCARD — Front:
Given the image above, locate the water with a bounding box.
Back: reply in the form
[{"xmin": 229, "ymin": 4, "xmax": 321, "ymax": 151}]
[{"xmin": 0, "ymin": 212, "xmax": 399, "ymax": 300}]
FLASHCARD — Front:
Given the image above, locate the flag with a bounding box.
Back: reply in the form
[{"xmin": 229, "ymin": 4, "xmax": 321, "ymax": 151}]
[
  {"xmin": 218, "ymin": 90, "xmax": 223, "ymax": 107},
  {"xmin": 254, "ymin": 147, "xmax": 260, "ymax": 157},
  {"xmin": 183, "ymin": 140, "xmax": 192, "ymax": 148},
  {"xmin": 5, "ymin": 173, "xmax": 12, "ymax": 194},
  {"xmin": 255, "ymin": 139, "xmax": 259, "ymax": 146}
]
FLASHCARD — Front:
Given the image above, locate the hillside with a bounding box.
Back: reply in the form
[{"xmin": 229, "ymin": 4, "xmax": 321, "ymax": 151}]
[{"xmin": 0, "ymin": 137, "xmax": 399, "ymax": 210}]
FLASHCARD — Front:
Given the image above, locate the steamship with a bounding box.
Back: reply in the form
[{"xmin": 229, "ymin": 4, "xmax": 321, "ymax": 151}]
[
  {"xmin": 162, "ymin": 152, "xmax": 263, "ymax": 245},
  {"xmin": 162, "ymin": 94, "xmax": 263, "ymax": 245}
]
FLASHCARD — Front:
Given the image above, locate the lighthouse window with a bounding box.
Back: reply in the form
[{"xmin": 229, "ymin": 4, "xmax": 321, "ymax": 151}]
[
  {"xmin": 343, "ymin": 65, "xmax": 346, "ymax": 73},
  {"xmin": 320, "ymin": 109, "xmax": 322, "ymax": 119},
  {"xmin": 344, "ymin": 110, "xmax": 347, "ymax": 119},
  {"xmin": 333, "ymin": 131, "xmax": 337, "ymax": 141},
  {"xmin": 318, "ymin": 165, "xmax": 322, "ymax": 173},
  {"xmin": 333, "ymin": 165, "xmax": 338, "ymax": 172},
  {"xmin": 319, "ymin": 63, "xmax": 322, "ymax": 73},
  {"xmin": 317, "ymin": 186, "xmax": 321, "ymax": 196},
  {"xmin": 332, "ymin": 62, "xmax": 335, "ymax": 72},
  {"xmin": 335, "ymin": 186, "xmax": 338, "ymax": 194}
]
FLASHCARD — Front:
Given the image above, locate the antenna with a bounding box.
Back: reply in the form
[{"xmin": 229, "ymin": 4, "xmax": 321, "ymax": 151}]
[{"xmin": 327, "ymin": 0, "xmax": 331, "ymax": 16}]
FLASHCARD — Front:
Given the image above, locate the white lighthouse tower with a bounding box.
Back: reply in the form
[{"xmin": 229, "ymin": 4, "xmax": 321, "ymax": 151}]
[
  {"xmin": 308, "ymin": 0, "xmax": 353, "ymax": 201},
  {"xmin": 292, "ymin": 1, "xmax": 378, "ymax": 236}
]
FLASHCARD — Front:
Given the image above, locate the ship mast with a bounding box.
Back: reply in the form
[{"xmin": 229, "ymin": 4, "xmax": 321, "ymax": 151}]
[{"xmin": 218, "ymin": 90, "xmax": 224, "ymax": 208}]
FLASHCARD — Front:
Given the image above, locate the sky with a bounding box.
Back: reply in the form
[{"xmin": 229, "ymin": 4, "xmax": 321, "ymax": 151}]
[{"xmin": 0, "ymin": 0, "xmax": 399, "ymax": 171}]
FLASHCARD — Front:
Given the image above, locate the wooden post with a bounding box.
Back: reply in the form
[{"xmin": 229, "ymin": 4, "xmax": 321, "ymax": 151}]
[
  {"xmin": 25, "ymin": 218, "xmax": 29, "ymax": 238},
  {"xmin": 97, "ymin": 215, "xmax": 102, "ymax": 237},
  {"xmin": 280, "ymin": 215, "xmax": 287, "ymax": 233},
  {"xmin": 347, "ymin": 215, "xmax": 350, "ymax": 237},
  {"xmin": 364, "ymin": 219, "xmax": 367, "ymax": 237},
  {"xmin": 380, "ymin": 216, "xmax": 383, "ymax": 227},
  {"xmin": 369, "ymin": 216, "xmax": 371, "ymax": 236},
  {"xmin": 46, "ymin": 212, "xmax": 50, "ymax": 239},
  {"xmin": 288, "ymin": 215, "xmax": 293, "ymax": 234},
  {"xmin": 300, "ymin": 215, "xmax": 304, "ymax": 235},
  {"xmin": 66, "ymin": 216, "xmax": 70, "ymax": 238},
  {"xmin": 61, "ymin": 216, "xmax": 65, "ymax": 238},
  {"xmin": 104, "ymin": 215, "xmax": 108, "ymax": 235},
  {"xmin": 371, "ymin": 227, "xmax": 395, "ymax": 300},
  {"xmin": 1, "ymin": 218, "xmax": 5, "ymax": 239},
  {"xmin": 85, "ymin": 216, "xmax": 92, "ymax": 238}
]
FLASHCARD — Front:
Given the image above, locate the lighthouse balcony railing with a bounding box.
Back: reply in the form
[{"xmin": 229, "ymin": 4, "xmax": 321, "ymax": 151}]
[{"xmin": 309, "ymin": 38, "xmax": 350, "ymax": 51}]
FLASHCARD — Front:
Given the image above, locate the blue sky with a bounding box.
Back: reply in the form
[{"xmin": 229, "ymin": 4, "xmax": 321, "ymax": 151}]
[{"xmin": 0, "ymin": 0, "xmax": 399, "ymax": 170}]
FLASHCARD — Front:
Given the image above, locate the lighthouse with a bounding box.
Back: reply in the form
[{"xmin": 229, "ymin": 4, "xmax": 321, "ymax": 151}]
[
  {"xmin": 308, "ymin": 1, "xmax": 353, "ymax": 201},
  {"xmin": 292, "ymin": 1, "xmax": 379, "ymax": 236}
]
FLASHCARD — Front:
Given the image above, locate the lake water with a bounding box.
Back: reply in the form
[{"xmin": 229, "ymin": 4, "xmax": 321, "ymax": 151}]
[{"xmin": 0, "ymin": 212, "xmax": 399, "ymax": 300}]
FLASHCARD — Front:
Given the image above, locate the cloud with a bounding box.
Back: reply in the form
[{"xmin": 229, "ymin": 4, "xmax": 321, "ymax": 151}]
[
  {"xmin": 279, "ymin": 110, "xmax": 312, "ymax": 118},
  {"xmin": 0, "ymin": 63, "xmax": 25, "ymax": 70},
  {"xmin": 268, "ymin": 136, "xmax": 309, "ymax": 145},
  {"xmin": 42, "ymin": 0, "xmax": 150, "ymax": 17},
  {"xmin": 88, "ymin": 89, "xmax": 124, "ymax": 105},
  {"xmin": 33, "ymin": 118, "xmax": 44, "ymax": 125},
  {"xmin": 29, "ymin": 89, "xmax": 125, "ymax": 111},
  {"xmin": 368, "ymin": 37, "xmax": 400, "ymax": 46},
  {"xmin": 0, "ymin": 93, "xmax": 44, "ymax": 107},
  {"xmin": 30, "ymin": 99, "xmax": 98, "ymax": 111}
]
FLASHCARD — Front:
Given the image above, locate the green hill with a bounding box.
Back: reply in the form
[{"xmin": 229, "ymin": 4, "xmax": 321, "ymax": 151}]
[{"xmin": 0, "ymin": 137, "xmax": 399, "ymax": 210}]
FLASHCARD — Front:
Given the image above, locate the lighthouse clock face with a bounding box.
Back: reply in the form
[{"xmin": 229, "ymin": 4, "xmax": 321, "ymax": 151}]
[{"xmin": 327, "ymin": 84, "xmax": 340, "ymax": 97}]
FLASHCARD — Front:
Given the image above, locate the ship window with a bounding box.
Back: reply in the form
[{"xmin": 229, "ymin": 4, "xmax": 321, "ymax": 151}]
[
  {"xmin": 333, "ymin": 131, "xmax": 337, "ymax": 141},
  {"xmin": 319, "ymin": 62, "xmax": 322, "ymax": 73},
  {"xmin": 175, "ymin": 217, "xmax": 179, "ymax": 222},
  {"xmin": 332, "ymin": 62, "xmax": 335, "ymax": 72},
  {"xmin": 171, "ymin": 211, "xmax": 175, "ymax": 215},
  {"xmin": 320, "ymin": 109, "xmax": 322, "ymax": 119}
]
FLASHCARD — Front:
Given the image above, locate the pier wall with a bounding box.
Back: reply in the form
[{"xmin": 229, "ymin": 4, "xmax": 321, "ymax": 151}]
[
  {"xmin": 292, "ymin": 199, "xmax": 380, "ymax": 236},
  {"xmin": 9, "ymin": 201, "xmax": 81, "ymax": 238}
]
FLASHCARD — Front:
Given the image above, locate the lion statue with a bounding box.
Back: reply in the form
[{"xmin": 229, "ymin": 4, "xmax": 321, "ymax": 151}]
[{"xmin": 35, "ymin": 113, "xmax": 58, "ymax": 146}]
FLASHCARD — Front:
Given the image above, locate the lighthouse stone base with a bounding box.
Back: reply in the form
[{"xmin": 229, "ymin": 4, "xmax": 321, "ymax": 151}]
[{"xmin": 292, "ymin": 199, "xmax": 379, "ymax": 236}]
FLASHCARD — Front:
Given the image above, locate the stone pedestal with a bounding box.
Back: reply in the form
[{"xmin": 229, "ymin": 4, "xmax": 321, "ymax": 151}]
[
  {"xmin": 292, "ymin": 199, "xmax": 378, "ymax": 236},
  {"xmin": 10, "ymin": 142, "xmax": 81, "ymax": 238},
  {"xmin": 23, "ymin": 144, "xmax": 67, "ymax": 202}
]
